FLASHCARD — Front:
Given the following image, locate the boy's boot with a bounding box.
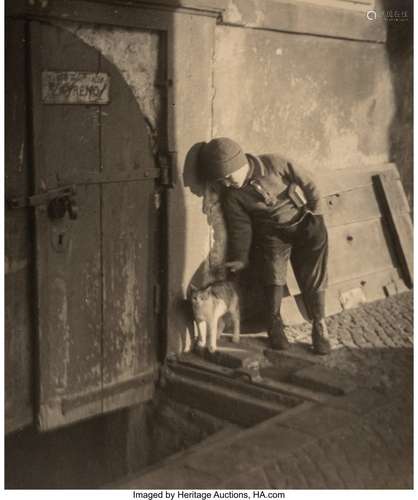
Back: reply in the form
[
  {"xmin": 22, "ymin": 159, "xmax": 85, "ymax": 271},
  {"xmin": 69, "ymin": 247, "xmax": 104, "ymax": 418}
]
[
  {"xmin": 269, "ymin": 316, "xmax": 290, "ymax": 350},
  {"xmin": 306, "ymin": 291, "xmax": 331, "ymax": 355},
  {"xmin": 312, "ymin": 319, "xmax": 331, "ymax": 355},
  {"xmin": 266, "ymin": 285, "xmax": 289, "ymax": 350}
]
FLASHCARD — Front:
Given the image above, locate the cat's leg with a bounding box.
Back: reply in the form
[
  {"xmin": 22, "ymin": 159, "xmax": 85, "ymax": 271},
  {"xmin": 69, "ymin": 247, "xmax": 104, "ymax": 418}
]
[
  {"xmin": 208, "ymin": 309, "xmax": 223, "ymax": 353},
  {"xmin": 217, "ymin": 316, "xmax": 225, "ymax": 340},
  {"xmin": 232, "ymin": 309, "xmax": 241, "ymax": 344},
  {"xmin": 231, "ymin": 303, "xmax": 241, "ymax": 344},
  {"xmin": 196, "ymin": 320, "xmax": 207, "ymax": 348}
]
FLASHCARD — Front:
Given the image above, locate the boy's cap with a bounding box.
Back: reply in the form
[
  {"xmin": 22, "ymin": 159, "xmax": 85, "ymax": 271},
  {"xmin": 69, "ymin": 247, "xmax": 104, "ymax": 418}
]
[{"xmin": 199, "ymin": 137, "xmax": 247, "ymax": 180}]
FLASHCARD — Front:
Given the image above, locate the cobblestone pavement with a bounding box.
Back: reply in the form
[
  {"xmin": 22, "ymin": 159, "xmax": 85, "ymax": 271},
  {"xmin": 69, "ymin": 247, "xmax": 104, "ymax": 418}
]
[
  {"xmin": 114, "ymin": 293, "xmax": 413, "ymax": 490},
  {"xmin": 287, "ymin": 291, "xmax": 413, "ymax": 392},
  {"xmin": 225, "ymin": 391, "xmax": 413, "ymax": 489}
]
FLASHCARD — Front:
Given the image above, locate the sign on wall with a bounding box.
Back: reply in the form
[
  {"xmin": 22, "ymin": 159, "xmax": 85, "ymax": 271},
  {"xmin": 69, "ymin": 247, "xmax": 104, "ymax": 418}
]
[{"xmin": 42, "ymin": 71, "xmax": 110, "ymax": 104}]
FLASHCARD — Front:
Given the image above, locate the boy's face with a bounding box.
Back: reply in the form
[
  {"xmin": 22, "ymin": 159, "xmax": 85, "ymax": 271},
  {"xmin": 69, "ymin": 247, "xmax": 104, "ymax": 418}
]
[{"xmin": 218, "ymin": 163, "xmax": 249, "ymax": 189}]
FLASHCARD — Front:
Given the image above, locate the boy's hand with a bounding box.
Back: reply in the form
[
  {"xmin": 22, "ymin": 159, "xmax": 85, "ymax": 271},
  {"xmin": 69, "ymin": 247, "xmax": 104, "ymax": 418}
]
[{"xmin": 224, "ymin": 261, "xmax": 245, "ymax": 273}]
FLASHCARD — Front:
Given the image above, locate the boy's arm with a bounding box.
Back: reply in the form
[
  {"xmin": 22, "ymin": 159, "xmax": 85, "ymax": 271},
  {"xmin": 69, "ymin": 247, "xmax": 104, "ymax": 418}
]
[{"xmin": 222, "ymin": 191, "xmax": 253, "ymax": 268}]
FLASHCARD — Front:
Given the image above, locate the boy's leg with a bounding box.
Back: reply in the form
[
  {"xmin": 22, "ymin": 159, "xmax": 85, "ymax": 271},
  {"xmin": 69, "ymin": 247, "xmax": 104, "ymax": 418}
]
[
  {"xmin": 261, "ymin": 239, "xmax": 291, "ymax": 350},
  {"xmin": 290, "ymin": 214, "xmax": 328, "ymax": 294},
  {"xmin": 290, "ymin": 214, "xmax": 331, "ymax": 355},
  {"xmin": 264, "ymin": 284, "xmax": 289, "ymax": 350}
]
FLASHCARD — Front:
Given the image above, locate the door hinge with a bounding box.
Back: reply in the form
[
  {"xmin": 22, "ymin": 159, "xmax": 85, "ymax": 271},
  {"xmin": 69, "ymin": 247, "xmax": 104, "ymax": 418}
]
[
  {"xmin": 154, "ymin": 79, "xmax": 173, "ymax": 89},
  {"xmin": 158, "ymin": 152, "xmax": 176, "ymax": 188}
]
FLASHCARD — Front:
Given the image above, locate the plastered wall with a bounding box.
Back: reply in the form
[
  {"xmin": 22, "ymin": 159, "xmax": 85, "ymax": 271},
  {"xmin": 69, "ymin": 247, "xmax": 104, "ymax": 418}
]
[
  {"xmin": 166, "ymin": 13, "xmax": 216, "ymax": 353},
  {"xmin": 213, "ymin": 27, "xmax": 394, "ymax": 170}
]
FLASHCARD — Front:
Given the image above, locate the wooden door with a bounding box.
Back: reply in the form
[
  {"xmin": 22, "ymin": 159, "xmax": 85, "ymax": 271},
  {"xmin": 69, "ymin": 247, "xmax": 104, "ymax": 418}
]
[{"xmin": 29, "ymin": 21, "xmax": 162, "ymax": 430}]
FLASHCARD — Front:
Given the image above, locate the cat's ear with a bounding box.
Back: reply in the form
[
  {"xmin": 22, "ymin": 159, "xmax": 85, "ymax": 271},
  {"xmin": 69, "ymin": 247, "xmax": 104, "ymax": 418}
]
[{"xmin": 188, "ymin": 284, "xmax": 197, "ymax": 298}]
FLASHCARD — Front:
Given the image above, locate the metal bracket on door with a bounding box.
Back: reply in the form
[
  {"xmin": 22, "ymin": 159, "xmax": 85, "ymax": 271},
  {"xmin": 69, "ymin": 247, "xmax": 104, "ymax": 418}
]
[
  {"xmin": 7, "ymin": 185, "xmax": 78, "ymax": 220},
  {"xmin": 158, "ymin": 152, "xmax": 177, "ymax": 188}
]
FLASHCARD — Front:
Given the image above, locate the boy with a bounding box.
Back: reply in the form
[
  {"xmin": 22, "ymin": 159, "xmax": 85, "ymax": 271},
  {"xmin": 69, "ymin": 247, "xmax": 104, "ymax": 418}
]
[{"xmin": 200, "ymin": 137, "xmax": 331, "ymax": 355}]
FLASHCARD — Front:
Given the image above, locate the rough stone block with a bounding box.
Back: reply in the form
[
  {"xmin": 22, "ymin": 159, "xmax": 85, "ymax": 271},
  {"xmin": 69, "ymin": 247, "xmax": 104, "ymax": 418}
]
[
  {"xmin": 263, "ymin": 462, "xmax": 286, "ymax": 489},
  {"xmin": 265, "ymin": 344, "xmax": 318, "ymax": 365},
  {"xmin": 221, "ymin": 467, "xmax": 270, "ymax": 489},
  {"xmin": 261, "ymin": 352, "xmax": 315, "ymax": 382},
  {"xmin": 256, "ymin": 377, "xmax": 330, "ymax": 404},
  {"xmin": 184, "ymin": 424, "xmax": 312, "ymax": 480},
  {"xmin": 325, "ymin": 388, "xmax": 389, "ymax": 416},
  {"xmin": 117, "ymin": 464, "xmax": 219, "ymax": 489},
  {"xmin": 290, "ymin": 365, "xmax": 357, "ymax": 395},
  {"xmin": 269, "ymin": 454, "xmax": 311, "ymax": 489},
  {"xmin": 277, "ymin": 405, "xmax": 360, "ymax": 440},
  {"xmin": 302, "ymin": 442, "xmax": 346, "ymax": 488},
  {"xmin": 203, "ymin": 344, "xmax": 266, "ymax": 370},
  {"xmin": 229, "ymin": 425, "xmax": 315, "ymax": 463},
  {"xmin": 184, "ymin": 446, "xmax": 247, "ymax": 479}
]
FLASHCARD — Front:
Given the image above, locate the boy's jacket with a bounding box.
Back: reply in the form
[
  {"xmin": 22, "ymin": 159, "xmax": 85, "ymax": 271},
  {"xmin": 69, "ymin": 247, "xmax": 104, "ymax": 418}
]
[{"xmin": 222, "ymin": 153, "xmax": 323, "ymax": 265}]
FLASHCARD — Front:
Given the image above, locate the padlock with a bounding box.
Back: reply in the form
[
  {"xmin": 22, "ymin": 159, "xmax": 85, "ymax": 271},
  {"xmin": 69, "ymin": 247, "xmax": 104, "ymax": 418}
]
[
  {"xmin": 48, "ymin": 195, "xmax": 79, "ymax": 220},
  {"xmin": 48, "ymin": 197, "xmax": 67, "ymax": 220}
]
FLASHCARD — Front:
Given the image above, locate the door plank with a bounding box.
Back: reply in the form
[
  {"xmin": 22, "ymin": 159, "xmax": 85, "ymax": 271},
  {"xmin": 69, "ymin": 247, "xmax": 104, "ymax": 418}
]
[
  {"xmin": 281, "ymin": 267, "xmax": 406, "ymax": 325},
  {"xmin": 100, "ymin": 51, "xmax": 159, "ymax": 412},
  {"xmin": 327, "ymin": 218, "xmax": 396, "ymax": 283},
  {"xmin": 373, "ymin": 174, "xmax": 413, "ymax": 287},
  {"xmin": 34, "ymin": 22, "xmax": 101, "ymax": 187},
  {"xmin": 316, "ymin": 163, "xmax": 398, "ymax": 196},
  {"xmin": 61, "ymin": 368, "xmax": 157, "ymax": 414},
  {"xmin": 101, "ymin": 183, "xmax": 156, "ymax": 380},
  {"xmin": 323, "ymin": 184, "xmax": 398, "ymax": 228},
  {"xmin": 286, "ymin": 217, "xmax": 397, "ymax": 296},
  {"xmin": 36, "ymin": 189, "xmax": 103, "ymax": 430},
  {"xmin": 99, "ymin": 47, "xmax": 158, "ymax": 178}
]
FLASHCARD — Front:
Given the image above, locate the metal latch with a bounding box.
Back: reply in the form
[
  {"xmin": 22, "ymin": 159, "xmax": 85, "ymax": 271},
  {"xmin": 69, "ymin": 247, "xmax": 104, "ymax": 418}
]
[
  {"xmin": 158, "ymin": 152, "xmax": 176, "ymax": 188},
  {"xmin": 7, "ymin": 185, "xmax": 78, "ymax": 220}
]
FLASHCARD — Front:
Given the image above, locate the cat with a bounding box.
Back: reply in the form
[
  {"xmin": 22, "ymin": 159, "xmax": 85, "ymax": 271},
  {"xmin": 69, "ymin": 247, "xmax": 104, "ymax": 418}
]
[{"xmin": 189, "ymin": 280, "xmax": 240, "ymax": 353}]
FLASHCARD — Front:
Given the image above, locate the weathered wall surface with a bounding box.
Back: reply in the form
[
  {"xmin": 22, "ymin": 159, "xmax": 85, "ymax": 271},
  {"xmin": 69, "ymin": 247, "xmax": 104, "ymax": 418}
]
[
  {"xmin": 213, "ymin": 27, "xmax": 394, "ymax": 170},
  {"xmin": 166, "ymin": 13, "xmax": 217, "ymax": 353}
]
